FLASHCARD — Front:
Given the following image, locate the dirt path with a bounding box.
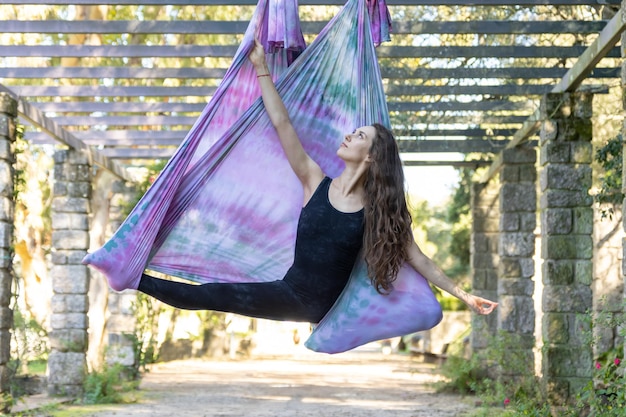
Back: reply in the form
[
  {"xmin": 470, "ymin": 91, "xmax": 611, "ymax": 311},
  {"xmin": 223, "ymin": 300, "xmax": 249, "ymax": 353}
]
[{"xmin": 54, "ymin": 348, "xmax": 474, "ymax": 417}]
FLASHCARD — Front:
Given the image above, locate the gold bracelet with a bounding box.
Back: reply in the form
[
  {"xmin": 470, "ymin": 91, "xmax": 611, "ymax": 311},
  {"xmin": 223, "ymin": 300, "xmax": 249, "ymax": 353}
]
[{"xmin": 257, "ymin": 73, "xmax": 270, "ymax": 78}]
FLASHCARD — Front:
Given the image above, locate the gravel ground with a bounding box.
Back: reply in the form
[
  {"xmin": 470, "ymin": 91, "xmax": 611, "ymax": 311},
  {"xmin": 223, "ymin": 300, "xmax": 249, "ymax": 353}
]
[{"xmin": 41, "ymin": 349, "xmax": 475, "ymax": 417}]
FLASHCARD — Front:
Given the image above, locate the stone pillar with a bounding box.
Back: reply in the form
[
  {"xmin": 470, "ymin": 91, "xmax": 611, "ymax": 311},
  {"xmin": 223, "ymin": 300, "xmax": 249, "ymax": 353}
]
[
  {"xmin": 0, "ymin": 93, "xmax": 17, "ymax": 411},
  {"xmin": 539, "ymin": 92, "xmax": 594, "ymax": 403},
  {"xmin": 48, "ymin": 148, "xmax": 92, "ymax": 397},
  {"xmin": 497, "ymin": 143, "xmax": 537, "ymax": 378},
  {"xmin": 470, "ymin": 179, "xmax": 500, "ymax": 354},
  {"xmin": 105, "ymin": 179, "xmax": 137, "ymax": 368},
  {"xmin": 621, "ymin": 19, "xmax": 626, "ymax": 375}
]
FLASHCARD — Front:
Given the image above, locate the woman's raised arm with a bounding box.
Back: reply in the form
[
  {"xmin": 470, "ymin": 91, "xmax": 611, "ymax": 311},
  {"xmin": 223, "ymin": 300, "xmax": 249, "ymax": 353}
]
[{"xmin": 248, "ymin": 39, "xmax": 324, "ymax": 196}]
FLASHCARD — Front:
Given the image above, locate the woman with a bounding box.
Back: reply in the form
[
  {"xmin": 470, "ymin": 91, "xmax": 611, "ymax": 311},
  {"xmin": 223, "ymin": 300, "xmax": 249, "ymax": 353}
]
[{"xmin": 130, "ymin": 40, "xmax": 497, "ymax": 323}]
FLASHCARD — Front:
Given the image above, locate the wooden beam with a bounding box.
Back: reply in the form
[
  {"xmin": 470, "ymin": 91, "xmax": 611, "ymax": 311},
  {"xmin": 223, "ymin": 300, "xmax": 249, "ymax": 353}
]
[
  {"xmin": 52, "ymin": 115, "xmax": 199, "ymax": 126},
  {"xmin": 11, "ymin": 83, "xmax": 607, "ymax": 99},
  {"xmin": 402, "ymin": 160, "xmax": 492, "ymax": 167},
  {"xmin": 10, "ymin": 85, "xmax": 218, "ymax": 97},
  {"xmin": 2, "ymin": 0, "xmax": 620, "ymax": 5},
  {"xmin": 397, "ymin": 139, "xmax": 517, "ymax": 153},
  {"xmin": 381, "ymin": 67, "xmax": 619, "ymax": 80},
  {"xmin": 1, "ymin": 66, "xmax": 619, "ymax": 80},
  {"xmin": 0, "ymin": 85, "xmax": 134, "ymax": 181},
  {"xmin": 30, "ymin": 99, "xmax": 533, "ymax": 113},
  {"xmin": 480, "ymin": 7, "xmax": 626, "ymax": 184},
  {"xmin": 3, "ymin": 20, "xmax": 608, "ymax": 35},
  {"xmin": 2, "ymin": 45, "xmax": 618, "ymax": 59}
]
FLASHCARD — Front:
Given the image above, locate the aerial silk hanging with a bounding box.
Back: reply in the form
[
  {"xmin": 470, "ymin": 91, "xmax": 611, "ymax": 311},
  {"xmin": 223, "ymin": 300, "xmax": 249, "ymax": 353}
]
[{"xmin": 84, "ymin": 0, "xmax": 443, "ymax": 354}]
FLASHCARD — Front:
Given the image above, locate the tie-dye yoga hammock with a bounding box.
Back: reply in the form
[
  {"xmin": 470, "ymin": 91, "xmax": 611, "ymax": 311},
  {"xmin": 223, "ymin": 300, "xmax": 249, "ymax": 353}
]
[{"xmin": 84, "ymin": 0, "xmax": 442, "ymax": 354}]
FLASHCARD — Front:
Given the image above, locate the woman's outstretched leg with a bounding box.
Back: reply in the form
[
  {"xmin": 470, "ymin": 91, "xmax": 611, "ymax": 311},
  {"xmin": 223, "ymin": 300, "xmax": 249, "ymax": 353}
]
[{"xmin": 138, "ymin": 274, "xmax": 322, "ymax": 322}]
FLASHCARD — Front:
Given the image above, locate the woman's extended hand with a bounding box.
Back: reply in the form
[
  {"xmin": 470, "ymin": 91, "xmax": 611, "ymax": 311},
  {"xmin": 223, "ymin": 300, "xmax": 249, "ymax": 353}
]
[
  {"xmin": 464, "ymin": 294, "xmax": 498, "ymax": 315},
  {"xmin": 248, "ymin": 38, "xmax": 267, "ymax": 71}
]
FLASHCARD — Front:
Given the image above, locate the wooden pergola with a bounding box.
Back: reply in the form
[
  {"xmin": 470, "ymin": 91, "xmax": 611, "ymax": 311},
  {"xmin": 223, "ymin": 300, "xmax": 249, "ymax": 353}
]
[{"xmin": 0, "ymin": 0, "xmax": 624, "ymax": 183}]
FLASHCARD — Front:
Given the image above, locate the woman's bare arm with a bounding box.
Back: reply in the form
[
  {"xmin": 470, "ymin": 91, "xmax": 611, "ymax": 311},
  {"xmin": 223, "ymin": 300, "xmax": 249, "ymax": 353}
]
[
  {"xmin": 406, "ymin": 239, "xmax": 498, "ymax": 315},
  {"xmin": 248, "ymin": 39, "xmax": 324, "ymax": 195}
]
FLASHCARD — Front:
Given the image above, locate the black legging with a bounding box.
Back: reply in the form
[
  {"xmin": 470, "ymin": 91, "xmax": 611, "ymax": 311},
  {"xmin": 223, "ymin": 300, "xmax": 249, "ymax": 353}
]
[{"xmin": 138, "ymin": 274, "xmax": 326, "ymax": 323}]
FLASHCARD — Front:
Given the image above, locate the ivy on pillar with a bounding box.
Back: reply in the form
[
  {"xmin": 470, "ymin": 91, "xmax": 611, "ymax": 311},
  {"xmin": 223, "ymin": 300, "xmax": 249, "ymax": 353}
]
[
  {"xmin": 539, "ymin": 92, "xmax": 594, "ymax": 404},
  {"xmin": 0, "ymin": 93, "xmax": 17, "ymax": 411},
  {"xmin": 48, "ymin": 148, "xmax": 92, "ymax": 397},
  {"xmin": 470, "ymin": 180, "xmax": 500, "ymax": 356},
  {"xmin": 497, "ymin": 144, "xmax": 537, "ymax": 378}
]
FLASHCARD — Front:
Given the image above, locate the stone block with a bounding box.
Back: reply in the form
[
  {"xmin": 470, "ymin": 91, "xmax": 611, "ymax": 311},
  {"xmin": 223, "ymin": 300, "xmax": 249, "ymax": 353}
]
[
  {"xmin": 52, "ymin": 212, "xmax": 89, "ymax": 231},
  {"xmin": 572, "ymin": 93, "xmax": 593, "ymax": 119},
  {"xmin": 541, "ymin": 93, "xmax": 571, "ymax": 119},
  {"xmin": 0, "ymin": 222, "xmax": 11, "ymax": 247},
  {"xmin": 106, "ymin": 344, "xmax": 136, "ymax": 367},
  {"xmin": 473, "ymin": 216, "xmax": 500, "ymax": 233},
  {"xmin": 518, "ymin": 164, "xmax": 537, "ymax": 182},
  {"xmin": 540, "ymin": 165, "xmax": 592, "ymax": 192},
  {"xmin": 51, "ymin": 197, "xmax": 90, "ymax": 214},
  {"xmin": 50, "ymin": 313, "xmax": 88, "ymax": 330},
  {"xmin": 47, "ymin": 351, "xmax": 86, "ymax": 386},
  {"xmin": 0, "ymin": 270, "xmax": 12, "ymax": 306},
  {"xmin": 51, "ymin": 251, "xmax": 68, "ymax": 265},
  {"xmin": 53, "ymin": 181, "xmax": 67, "ymax": 196},
  {"xmin": 0, "ymin": 331, "xmax": 10, "ymax": 364},
  {"xmin": 519, "ymin": 258, "xmax": 535, "ymax": 278},
  {"xmin": 51, "ymin": 294, "xmax": 88, "ymax": 313},
  {"xmin": 0, "ymin": 94, "xmax": 18, "ymax": 117},
  {"xmin": 540, "ymin": 119, "xmax": 558, "ymax": 144},
  {"xmin": 0, "ymin": 248, "xmax": 11, "ymax": 269},
  {"xmin": 502, "ymin": 147, "xmax": 536, "ymax": 164},
  {"xmin": 500, "ymin": 183, "xmax": 536, "ymax": 212},
  {"xmin": 542, "ymin": 208, "xmax": 572, "ymax": 234},
  {"xmin": 51, "ymin": 265, "xmax": 89, "ymax": 293},
  {"xmin": 67, "ymin": 151, "xmax": 90, "ymax": 165},
  {"xmin": 540, "ymin": 190, "xmax": 593, "ymax": 209},
  {"xmin": 543, "ymin": 378, "xmax": 570, "ymax": 405},
  {"xmin": 543, "ymin": 346, "xmax": 592, "ymax": 378},
  {"xmin": 498, "ymin": 295, "xmax": 535, "ymax": 333},
  {"xmin": 0, "ymin": 139, "xmax": 12, "ymax": 161},
  {"xmin": 72, "ymin": 165, "xmax": 91, "ymax": 182},
  {"xmin": 574, "ymin": 260, "xmax": 592, "ymax": 286},
  {"xmin": 0, "ymin": 164, "xmax": 13, "ymax": 197},
  {"xmin": 542, "ymin": 260, "xmax": 574, "ymax": 285},
  {"xmin": 49, "ymin": 329, "xmax": 88, "ymax": 352},
  {"xmin": 543, "ymin": 235, "xmax": 592, "ymax": 259},
  {"xmin": 0, "ymin": 307, "xmax": 12, "ymax": 330},
  {"xmin": 67, "ymin": 182, "xmax": 91, "ymax": 199},
  {"xmin": 542, "ymin": 285, "xmax": 592, "ymax": 313},
  {"xmin": 500, "ymin": 212, "xmax": 519, "ymax": 232},
  {"xmin": 52, "ymin": 230, "xmax": 89, "ymax": 250},
  {"xmin": 572, "ymin": 207, "xmax": 593, "ymax": 234},
  {"xmin": 500, "ymin": 165, "xmax": 519, "ymax": 182},
  {"xmin": 500, "ymin": 232, "xmax": 535, "ymax": 257},
  {"xmin": 471, "ymin": 233, "xmax": 490, "ymax": 253},
  {"xmin": 498, "ymin": 258, "xmax": 522, "ymax": 278},
  {"xmin": 498, "ymin": 278, "xmax": 534, "ymax": 297},
  {"xmin": 472, "ymin": 269, "xmax": 498, "ymax": 291},
  {"xmin": 543, "ymin": 313, "xmax": 569, "ymax": 344},
  {"xmin": 472, "ymin": 252, "xmax": 500, "ymax": 269},
  {"xmin": 541, "ymin": 142, "xmax": 570, "ymax": 165},
  {"xmin": 0, "ymin": 115, "xmax": 9, "ymax": 138},
  {"xmin": 570, "ymin": 142, "xmax": 592, "ymax": 164},
  {"xmin": 519, "ymin": 212, "xmax": 536, "ymax": 232},
  {"xmin": 0, "ymin": 197, "xmax": 13, "ymax": 222}
]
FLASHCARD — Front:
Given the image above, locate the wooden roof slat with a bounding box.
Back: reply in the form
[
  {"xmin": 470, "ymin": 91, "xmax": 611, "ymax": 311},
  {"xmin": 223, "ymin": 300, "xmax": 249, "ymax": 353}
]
[
  {"xmin": 29, "ymin": 100, "xmax": 533, "ymax": 113},
  {"xmin": 52, "ymin": 115, "xmax": 199, "ymax": 126},
  {"xmin": 397, "ymin": 139, "xmax": 538, "ymax": 152},
  {"xmin": 2, "ymin": 20, "xmax": 608, "ymax": 35},
  {"xmin": 25, "ymin": 129, "xmax": 522, "ymax": 144},
  {"xmin": 10, "ymin": 84, "xmax": 608, "ymax": 98},
  {"xmin": 49, "ymin": 114, "xmax": 528, "ymax": 126},
  {"xmin": 0, "ymin": 66, "xmax": 619, "ymax": 80},
  {"xmin": 2, "ymin": 45, "xmax": 619, "ymax": 59},
  {"xmin": 2, "ymin": 0, "xmax": 620, "ymax": 5},
  {"xmin": 10, "ymin": 85, "xmax": 218, "ymax": 97}
]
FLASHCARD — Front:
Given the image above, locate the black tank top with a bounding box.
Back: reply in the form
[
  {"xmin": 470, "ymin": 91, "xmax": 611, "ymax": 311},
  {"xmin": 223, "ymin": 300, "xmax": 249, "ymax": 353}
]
[{"xmin": 283, "ymin": 177, "xmax": 364, "ymax": 316}]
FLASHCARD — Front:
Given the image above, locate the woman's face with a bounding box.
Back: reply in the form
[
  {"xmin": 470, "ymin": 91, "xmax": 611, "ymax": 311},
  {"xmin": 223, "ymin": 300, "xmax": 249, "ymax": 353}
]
[{"xmin": 337, "ymin": 125, "xmax": 376, "ymax": 163}]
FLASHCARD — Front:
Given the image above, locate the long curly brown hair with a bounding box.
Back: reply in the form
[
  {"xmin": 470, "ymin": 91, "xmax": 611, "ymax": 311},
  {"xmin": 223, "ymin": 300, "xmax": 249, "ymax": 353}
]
[{"xmin": 362, "ymin": 123, "xmax": 413, "ymax": 293}]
